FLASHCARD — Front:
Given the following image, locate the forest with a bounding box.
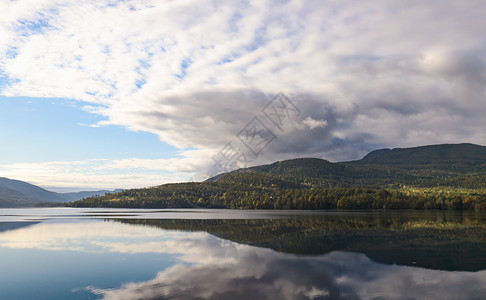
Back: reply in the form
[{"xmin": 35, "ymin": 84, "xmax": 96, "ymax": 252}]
[
  {"xmin": 65, "ymin": 182, "xmax": 486, "ymax": 210},
  {"xmin": 65, "ymin": 144, "xmax": 486, "ymax": 210}
]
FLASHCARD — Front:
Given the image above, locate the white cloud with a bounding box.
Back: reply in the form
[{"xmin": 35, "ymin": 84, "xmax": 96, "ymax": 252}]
[
  {"xmin": 0, "ymin": 153, "xmax": 206, "ymax": 190},
  {"xmin": 302, "ymin": 117, "xmax": 328, "ymax": 130},
  {"xmin": 1, "ymin": 0, "xmax": 486, "ymax": 185}
]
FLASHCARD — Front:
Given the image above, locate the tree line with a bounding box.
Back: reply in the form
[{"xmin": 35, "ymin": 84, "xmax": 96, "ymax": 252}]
[{"xmin": 64, "ymin": 182, "xmax": 486, "ymax": 210}]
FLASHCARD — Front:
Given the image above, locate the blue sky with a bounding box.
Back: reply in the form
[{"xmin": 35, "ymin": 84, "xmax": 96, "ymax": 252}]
[
  {"xmin": 0, "ymin": 95, "xmax": 176, "ymax": 163},
  {"xmin": 1, "ymin": 0, "xmax": 486, "ymax": 191},
  {"xmin": 0, "ymin": 93, "xmax": 186, "ymax": 192}
]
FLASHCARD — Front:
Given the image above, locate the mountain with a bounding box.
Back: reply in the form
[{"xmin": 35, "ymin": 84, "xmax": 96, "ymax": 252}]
[
  {"xmin": 0, "ymin": 177, "xmax": 66, "ymax": 203},
  {"xmin": 61, "ymin": 189, "xmax": 125, "ymax": 202},
  {"xmin": 209, "ymin": 158, "xmax": 353, "ymax": 188},
  {"xmin": 0, "ymin": 177, "xmax": 66, "ymax": 207},
  {"xmin": 0, "ymin": 177, "xmax": 122, "ymax": 207},
  {"xmin": 0, "ymin": 185, "xmax": 41, "ymax": 207},
  {"xmin": 68, "ymin": 143, "xmax": 486, "ymax": 210},
  {"xmin": 214, "ymin": 143, "xmax": 486, "ymax": 188},
  {"xmin": 357, "ymin": 143, "xmax": 486, "ymax": 172}
]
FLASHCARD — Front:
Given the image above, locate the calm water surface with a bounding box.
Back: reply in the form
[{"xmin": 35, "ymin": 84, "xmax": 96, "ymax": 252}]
[{"xmin": 0, "ymin": 208, "xmax": 485, "ymax": 299}]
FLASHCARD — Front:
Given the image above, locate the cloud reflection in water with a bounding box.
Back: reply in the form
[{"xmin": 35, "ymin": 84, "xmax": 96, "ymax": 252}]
[
  {"xmin": 90, "ymin": 232, "xmax": 486, "ymax": 300},
  {"xmin": 1, "ymin": 220, "xmax": 485, "ymax": 299}
]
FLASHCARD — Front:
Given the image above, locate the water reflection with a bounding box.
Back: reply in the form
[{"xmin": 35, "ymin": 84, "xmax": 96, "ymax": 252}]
[
  {"xmin": 91, "ymin": 236, "xmax": 486, "ymax": 299},
  {"xmin": 0, "ymin": 220, "xmax": 202, "ymax": 252},
  {"xmin": 0, "ymin": 210, "xmax": 485, "ymax": 299},
  {"xmin": 90, "ymin": 234, "xmax": 486, "ymax": 300},
  {"xmin": 114, "ymin": 214, "xmax": 486, "ymax": 271},
  {"xmin": 0, "ymin": 221, "xmax": 38, "ymax": 232}
]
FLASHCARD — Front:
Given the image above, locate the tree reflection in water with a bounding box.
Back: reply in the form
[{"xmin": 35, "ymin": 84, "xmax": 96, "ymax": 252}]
[
  {"xmin": 89, "ymin": 212, "xmax": 486, "ymax": 299},
  {"xmin": 1, "ymin": 210, "xmax": 485, "ymax": 299},
  {"xmin": 90, "ymin": 232, "xmax": 486, "ymax": 300},
  {"xmin": 114, "ymin": 211, "xmax": 486, "ymax": 271}
]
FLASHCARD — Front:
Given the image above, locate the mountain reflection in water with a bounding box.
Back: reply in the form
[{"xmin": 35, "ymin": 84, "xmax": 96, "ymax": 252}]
[
  {"xmin": 0, "ymin": 209, "xmax": 485, "ymax": 299},
  {"xmin": 89, "ymin": 234, "xmax": 486, "ymax": 300},
  {"xmin": 114, "ymin": 211, "xmax": 486, "ymax": 272}
]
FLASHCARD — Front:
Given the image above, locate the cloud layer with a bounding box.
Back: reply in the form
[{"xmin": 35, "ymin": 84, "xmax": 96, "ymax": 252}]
[
  {"xmin": 1, "ymin": 0, "xmax": 486, "ymax": 186},
  {"xmin": 0, "ymin": 158, "xmax": 192, "ymax": 190}
]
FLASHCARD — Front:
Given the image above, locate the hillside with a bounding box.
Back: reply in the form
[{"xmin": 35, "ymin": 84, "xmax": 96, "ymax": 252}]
[
  {"xmin": 0, "ymin": 177, "xmax": 121, "ymax": 207},
  {"xmin": 61, "ymin": 189, "xmax": 125, "ymax": 202},
  {"xmin": 211, "ymin": 143, "xmax": 486, "ymax": 189},
  {"xmin": 0, "ymin": 177, "xmax": 66, "ymax": 203},
  {"xmin": 360, "ymin": 143, "xmax": 486, "ymax": 165},
  {"xmin": 0, "ymin": 185, "xmax": 42, "ymax": 207},
  {"xmin": 357, "ymin": 143, "xmax": 486, "ymax": 172},
  {"xmin": 0, "ymin": 177, "xmax": 66, "ymax": 207},
  {"xmin": 67, "ymin": 143, "xmax": 486, "ymax": 210}
]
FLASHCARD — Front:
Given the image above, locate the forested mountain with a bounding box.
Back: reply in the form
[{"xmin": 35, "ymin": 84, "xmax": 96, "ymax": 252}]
[
  {"xmin": 211, "ymin": 143, "xmax": 486, "ymax": 189},
  {"xmin": 358, "ymin": 143, "xmax": 486, "ymax": 170},
  {"xmin": 67, "ymin": 143, "xmax": 486, "ymax": 210}
]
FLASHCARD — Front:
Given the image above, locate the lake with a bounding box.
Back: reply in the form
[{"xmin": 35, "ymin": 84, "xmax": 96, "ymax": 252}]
[{"xmin": 0, "ymin": 208, "xmax": 485, "ymax": 299}]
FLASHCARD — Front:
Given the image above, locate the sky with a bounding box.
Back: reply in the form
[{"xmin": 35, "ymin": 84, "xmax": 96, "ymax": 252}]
[{"xmin": 0, "ymin": 0, "xmax": 486, "ymax": 192}]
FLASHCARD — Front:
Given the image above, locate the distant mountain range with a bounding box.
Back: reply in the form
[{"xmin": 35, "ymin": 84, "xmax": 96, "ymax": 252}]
[
  {"xmin": 0, "ymin": 177, "xmax": 122, "ymax": 207},
  {"xmin": 68, "ymin": 143, "xmax": 486, "ymax": 209}
]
